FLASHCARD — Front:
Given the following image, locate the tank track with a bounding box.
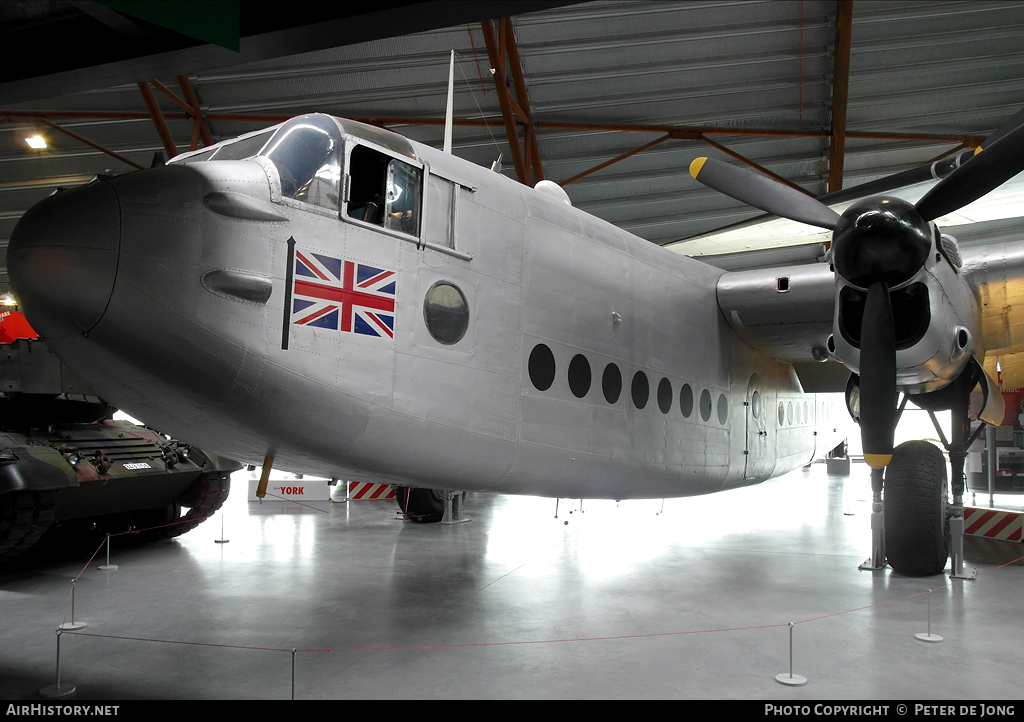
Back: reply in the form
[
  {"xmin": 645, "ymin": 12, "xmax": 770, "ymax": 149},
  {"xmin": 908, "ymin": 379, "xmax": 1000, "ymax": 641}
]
[
  {"xmin": 142, "ymin": 470, "xmax": 231, "ymax": 541},
  {"xmin": 0, "ymin": 490, "xmax": 57, "ymax": 564}
]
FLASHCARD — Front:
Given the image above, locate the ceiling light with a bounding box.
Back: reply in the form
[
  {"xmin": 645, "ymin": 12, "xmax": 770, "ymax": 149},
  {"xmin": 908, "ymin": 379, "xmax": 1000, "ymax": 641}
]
[{"xmin": 25, "ymin": 136, "xmax": 47, "ymax": 149}]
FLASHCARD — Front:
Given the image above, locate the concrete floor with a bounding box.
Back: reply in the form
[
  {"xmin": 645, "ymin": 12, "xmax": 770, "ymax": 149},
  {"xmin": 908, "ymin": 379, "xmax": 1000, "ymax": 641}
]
[{"xmin": 1, "ymin": 461, "xmax": 1022, "ymax": 700}]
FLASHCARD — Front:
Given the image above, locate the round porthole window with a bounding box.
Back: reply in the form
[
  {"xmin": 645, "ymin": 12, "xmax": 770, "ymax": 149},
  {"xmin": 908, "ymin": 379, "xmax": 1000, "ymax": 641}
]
[
  {"xmin": 423, "ymin": 281, "xmax": 469, "ymax": 344},
  {"xmin": 680, "ymin": 384, "xmax": 694, "ymax": 418},
  {"xmin": 700, "ymin": 389, "xmax": 712, "ymax": 422},
  {"xmin": 602, "ymin": 363, "xmax": 622, "ymax": 404},
  {"xmin": 658, "ymin": 377, "xmax": 673, "ymax": 414},
  {"xmin": 529, "ymin": 344, "xmax": 556, "ymax": 391},
  {"xmin": 568, "ymin": 354, "xmax": 592, "ymax": 398},
  {"xmin": 717, "ymin": 394, "xmax": 728, "ymax": 424},
  {"xmin": 631, "ymin": 370, "xmax": 649, "ymax": 409}
]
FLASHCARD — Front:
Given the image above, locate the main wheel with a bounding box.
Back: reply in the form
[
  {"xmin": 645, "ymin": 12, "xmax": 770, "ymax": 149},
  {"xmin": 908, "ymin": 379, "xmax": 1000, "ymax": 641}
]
[
  {"xmin": 393, "ymin": 486, "xmax": 445, "ymax": 523},
  {"xmin": 884, "ymin": 440, "xmax": 949, "ymax": 576}
]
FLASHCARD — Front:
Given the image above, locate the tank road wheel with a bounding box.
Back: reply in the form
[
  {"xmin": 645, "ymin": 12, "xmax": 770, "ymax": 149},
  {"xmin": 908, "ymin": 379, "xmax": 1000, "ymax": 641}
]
[
  {"xmin": 140, "ymin": 471, "xmax": 232, "ymax": 542},
  {"xmin": 393, "ymin": 486, "xmax": 445, "ymax": 523},
  {"xmin": 0, "ymin": 490, "xmax": 57, "ymax": 564},
  {"xmin": 884, "ymin": 440, "xmax": 949, "ymax": 576}
]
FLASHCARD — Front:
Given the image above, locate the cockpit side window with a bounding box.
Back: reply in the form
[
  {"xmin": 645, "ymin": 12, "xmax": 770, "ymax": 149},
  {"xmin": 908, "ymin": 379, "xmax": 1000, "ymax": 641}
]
[
  {"xmin": 346, "ymin": 144, "xmax": 421, "ymax": 237},
  {"xmin": 260, "ymin": 115, "xmax": 342, "ymax": 211},
  {"xmin": 213, "ymin": 129, "xmax": 275, "ymax": 161}
]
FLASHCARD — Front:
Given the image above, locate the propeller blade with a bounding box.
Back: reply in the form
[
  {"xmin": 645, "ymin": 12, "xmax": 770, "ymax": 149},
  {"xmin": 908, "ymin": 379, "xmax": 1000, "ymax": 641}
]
[
  {"xmin": 915, "ymin": 121, "xmax": 1024, "ymax": 222},
  {"xmin": 689, "ymin": 157, "xmax": 840, "ymax": 230},
  {"xmin": 979, "ymin": 106, "xmax": 1024, "ymax": 149},
  {"xmin": 859, "ymin": 281, "xmax": 897, "ymax": 470}
]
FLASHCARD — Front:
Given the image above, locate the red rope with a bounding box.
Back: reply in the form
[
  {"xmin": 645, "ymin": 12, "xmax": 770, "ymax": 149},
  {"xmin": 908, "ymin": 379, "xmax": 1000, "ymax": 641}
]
[{"xmin": 61, "ymin": 556, "xmax": 1024, "ymax": 653}]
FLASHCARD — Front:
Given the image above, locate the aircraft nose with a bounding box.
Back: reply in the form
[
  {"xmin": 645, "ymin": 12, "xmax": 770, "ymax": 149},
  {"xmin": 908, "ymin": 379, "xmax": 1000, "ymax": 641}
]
[{"xmin": 8, "ymin": 181, "xmax": 120, "ymax": 339}]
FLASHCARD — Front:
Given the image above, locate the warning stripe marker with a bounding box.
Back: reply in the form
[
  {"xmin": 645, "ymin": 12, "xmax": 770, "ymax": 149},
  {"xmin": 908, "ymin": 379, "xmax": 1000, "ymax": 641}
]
[
  {"xmin": 348, "ymin": 482, "xmax": 395, "ymax": 500},
  {"xmin": 964, "ymin": 507, "xmax": 1023, "ymax": 542}
]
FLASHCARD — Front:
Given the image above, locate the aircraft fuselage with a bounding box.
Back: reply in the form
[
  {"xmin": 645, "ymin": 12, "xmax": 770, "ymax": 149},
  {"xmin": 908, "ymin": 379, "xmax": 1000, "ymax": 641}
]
[{"xmin": 8, "ymin": 115, "xmax": 845, "ymax": 499}]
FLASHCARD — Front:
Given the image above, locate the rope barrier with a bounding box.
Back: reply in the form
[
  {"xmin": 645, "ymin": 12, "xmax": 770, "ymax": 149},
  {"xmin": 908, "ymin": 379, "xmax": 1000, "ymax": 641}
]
[{"xmin": 60, "ymin": 554, "xmax": 1024, "ymax": 654}]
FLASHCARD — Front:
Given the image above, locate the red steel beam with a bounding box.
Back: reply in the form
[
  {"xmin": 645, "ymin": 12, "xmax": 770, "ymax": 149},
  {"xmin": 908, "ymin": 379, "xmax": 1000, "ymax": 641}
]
[
  {"xmin": 481, "ymin": 19, "xmax": 528, "ymax": 184},
  {"xmin": 39, "ymin": 118, "xmax": 144, "ymax": 170},
  {"xmin": 559, "ymin": 134, "xmax": 671, "ymax": 186},
  {"xmin": 0, "ymin": 109, "xmax": 989, "ymax": 147},
  {"xmin": 149, "ymin": 80, "xmax": 193, "ymax": 115},
  {"xmin": 828, "ymin": 0, "xmax": 853, "ymax": 193},
  {"xmin": 177, "ymin": 75, "xmax": 214, "ymax": 148},
  {"xmin": 502, "ymin": 17, "xmax": 544, "ymax": 182},
  {"xmin": 138, "ymin": 81, "xmax": 178, "ymax": 159},
  {"xmin": 700, "ymin": 136, "xmax": 816, "ymax": 197}
]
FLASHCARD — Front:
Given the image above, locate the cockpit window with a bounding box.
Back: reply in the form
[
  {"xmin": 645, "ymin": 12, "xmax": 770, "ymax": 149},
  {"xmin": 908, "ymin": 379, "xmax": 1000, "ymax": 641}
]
[
  {"xmin": 260, "ymin": 114, "xmax": 341, "ymax": 211},
  {"xmin": 213, "ymin": 130, "xmax": 275, "ymax": 161},
  {"xmin": 346, "ymin": 144, "xmax": 421, "ymax": 236}
]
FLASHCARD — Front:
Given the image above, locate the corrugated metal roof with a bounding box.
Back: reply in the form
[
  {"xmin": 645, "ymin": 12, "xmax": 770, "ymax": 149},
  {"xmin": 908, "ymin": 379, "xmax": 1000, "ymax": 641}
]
[{"xmin": 3, "ymin": 0, "xmax": 1024, "ymax": 283}]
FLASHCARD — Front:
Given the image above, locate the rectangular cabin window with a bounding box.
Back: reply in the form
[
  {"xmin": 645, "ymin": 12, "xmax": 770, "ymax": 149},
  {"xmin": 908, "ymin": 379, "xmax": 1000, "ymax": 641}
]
[
  {"xmin": 346, "ymin": 144, "xmax": 422, "ymax": 237},
  {"xmin": 423, "ymin": 174, "xmax": 455, "ymax": 248}
]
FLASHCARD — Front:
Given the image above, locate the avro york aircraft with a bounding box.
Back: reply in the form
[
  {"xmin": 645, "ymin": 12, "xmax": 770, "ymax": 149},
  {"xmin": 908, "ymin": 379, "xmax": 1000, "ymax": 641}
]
[{"xmin": 8, "ymin": 109, "xmax": 1024, "ymax": 576}]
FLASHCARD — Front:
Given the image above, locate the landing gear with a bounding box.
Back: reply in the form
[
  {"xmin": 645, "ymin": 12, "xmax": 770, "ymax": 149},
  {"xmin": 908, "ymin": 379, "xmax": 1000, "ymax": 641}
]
[
  {"xmin": 393, "ymin": 486, "xmax": 445, "ymax": 523},
  {"xmin": 883, "ymin": 441, "xmax": 949, "ymax": 576},
  {"xmin": 863, "ymin": 360, "xmax": 998, "ymax": 577},
  {"xmin": 394, "ymin": 487, "xmax": 470, "ymax": 523}
]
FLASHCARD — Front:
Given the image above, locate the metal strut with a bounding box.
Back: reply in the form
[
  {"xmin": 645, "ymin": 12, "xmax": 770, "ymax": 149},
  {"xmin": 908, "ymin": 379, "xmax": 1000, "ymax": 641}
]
[{"xmin": 946, "ymin": 379, "xmax": 978, "ymax": 580}]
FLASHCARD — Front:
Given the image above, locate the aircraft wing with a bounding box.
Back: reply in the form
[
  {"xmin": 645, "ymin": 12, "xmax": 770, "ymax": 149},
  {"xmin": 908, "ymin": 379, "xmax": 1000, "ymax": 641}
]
[
  {"xmin": 714, "ymin": 230, "xmax": 1024, "ymax": 393},
  {"xmin": 716, "ymin": 261, "xmax": 851, "ymax": 392},
  {"xmin": 963, "ymin": 241, "xmax": 1024, "ymax": 389}
]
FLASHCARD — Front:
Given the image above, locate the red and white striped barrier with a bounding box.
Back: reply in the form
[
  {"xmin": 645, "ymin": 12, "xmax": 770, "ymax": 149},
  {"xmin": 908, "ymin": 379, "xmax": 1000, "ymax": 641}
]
[
  {"xmin": 964, "ymin": 507, "xmax": 1023, "ymax": 542},
  {"xmin": 348, "ymin": 482, "xmax": 395, "ymax": 500}
]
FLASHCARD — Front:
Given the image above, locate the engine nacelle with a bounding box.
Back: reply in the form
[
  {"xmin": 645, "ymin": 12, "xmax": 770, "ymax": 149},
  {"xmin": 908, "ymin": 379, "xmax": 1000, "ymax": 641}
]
[{"xmin": 828, "ymin": 227, "xmax": 979, "ymax": 395}]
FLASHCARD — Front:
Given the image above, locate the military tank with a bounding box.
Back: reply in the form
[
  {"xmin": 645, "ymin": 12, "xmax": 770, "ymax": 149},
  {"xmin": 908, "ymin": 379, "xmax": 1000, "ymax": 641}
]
[{"xmin": 0, "ymin": 306, "xmax": 241, "ymax": 564}]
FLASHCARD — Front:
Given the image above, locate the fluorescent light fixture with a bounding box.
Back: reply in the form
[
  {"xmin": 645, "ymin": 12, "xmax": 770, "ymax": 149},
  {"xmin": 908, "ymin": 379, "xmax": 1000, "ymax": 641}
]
[{"xmin": 25, "ymin": 135, "xmax": 47, "ymax": 149}]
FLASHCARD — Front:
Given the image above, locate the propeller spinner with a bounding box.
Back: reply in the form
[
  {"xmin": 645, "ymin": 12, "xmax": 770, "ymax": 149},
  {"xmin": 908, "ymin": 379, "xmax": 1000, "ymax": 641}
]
[{"xmin": 689, "ymin": 122, "xmax": 1024, "ymax": 469}]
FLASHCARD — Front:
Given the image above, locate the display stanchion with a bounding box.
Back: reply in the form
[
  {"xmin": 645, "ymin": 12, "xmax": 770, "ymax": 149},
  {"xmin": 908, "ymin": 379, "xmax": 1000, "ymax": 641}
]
[
  {"xmin": 915, "ymin": 589, "xmax": 943, "ymax": 642},
  {"xmin": 98, "ymin": 534, "xmax": 117, "ymax": 571},
  {"xmin": 215, "ymin": 514, "xmax": 229, "ymax": 544},
  {"xmin": 58, "ymin": 580, "xmax": 87, "ymax": 631},
  {"xmin": 38, "ymin": 629, "xmax": 76, "ymax": 698},
  {"xmin": 775, "ymin": 622, "xmax": 807, "ymax": 686}
]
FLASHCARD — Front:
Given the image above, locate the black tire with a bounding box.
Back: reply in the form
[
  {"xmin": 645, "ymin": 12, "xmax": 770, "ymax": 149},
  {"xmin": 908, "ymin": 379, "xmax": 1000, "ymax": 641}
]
[
  {"xmin": 0, "ymin": 490, "xmax": 56, "ymax": 564},
  {"xmin": 139, "ymin": 471, "xmax": 231, "ymax": 541},
  {"xmin": 884, "ymin": 440, "xmax": 949, "ymax": 576},
  {"xmin": 393, "ymin": 486, "xmax": 445, "ymax": 523}
]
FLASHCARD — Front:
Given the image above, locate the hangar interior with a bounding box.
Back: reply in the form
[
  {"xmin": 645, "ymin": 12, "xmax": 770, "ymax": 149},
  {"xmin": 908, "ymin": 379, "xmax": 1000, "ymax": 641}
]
[{"xmin": 1, "ymin": 0, "xmax": 1024, "ymax": 700}]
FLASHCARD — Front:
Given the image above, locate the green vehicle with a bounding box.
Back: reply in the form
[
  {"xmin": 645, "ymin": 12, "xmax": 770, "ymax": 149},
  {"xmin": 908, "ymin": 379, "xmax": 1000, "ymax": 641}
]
[{"xmin": 0, "ymin": 309, "xmax": 240, "ymax": 564}]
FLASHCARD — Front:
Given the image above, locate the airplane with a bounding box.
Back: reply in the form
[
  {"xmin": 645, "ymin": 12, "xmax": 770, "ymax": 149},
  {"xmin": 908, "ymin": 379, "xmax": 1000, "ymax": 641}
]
[{"xmin": 6, "ymin": 106, "xmax": 1024, "ymax": 578}]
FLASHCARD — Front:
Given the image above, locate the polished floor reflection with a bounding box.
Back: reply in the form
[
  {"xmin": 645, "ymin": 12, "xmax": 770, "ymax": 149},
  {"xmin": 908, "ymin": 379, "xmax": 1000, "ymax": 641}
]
[{"xmin": 1, "ymin": 461, "xmax": 1022, "ymax": 700}]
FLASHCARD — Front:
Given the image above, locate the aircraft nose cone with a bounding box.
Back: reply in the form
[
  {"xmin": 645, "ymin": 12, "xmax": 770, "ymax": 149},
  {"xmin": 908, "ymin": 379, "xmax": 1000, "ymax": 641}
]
[{"xmin": 8, "ymin": 181, "xmax": 120, "ymax": 339}]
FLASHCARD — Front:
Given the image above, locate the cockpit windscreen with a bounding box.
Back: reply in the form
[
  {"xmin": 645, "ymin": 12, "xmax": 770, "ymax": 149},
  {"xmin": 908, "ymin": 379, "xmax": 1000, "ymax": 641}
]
[{"xmin": 260, "ymin": 114, "xmax": 342, "ymax": 211}]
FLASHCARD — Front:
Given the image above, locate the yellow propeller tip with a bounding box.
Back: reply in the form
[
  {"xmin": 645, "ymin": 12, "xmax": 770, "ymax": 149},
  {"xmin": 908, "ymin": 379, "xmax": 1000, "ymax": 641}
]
[
  {"xmin": 974, "ymin": 146, "xmax": 983, "ymax": 156},
  {"xmin": 689, "ymin": 157, "xmax": 708, "ymax": 179},
  {"xmin": 864, "ymin": 453, "xmax": 893, "ymax": 470}
]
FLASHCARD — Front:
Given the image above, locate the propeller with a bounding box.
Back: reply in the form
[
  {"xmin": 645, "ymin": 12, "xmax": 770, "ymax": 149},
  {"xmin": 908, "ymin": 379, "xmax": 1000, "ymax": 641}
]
[{"xmin": 689, "ymin": 114, "xmax": 1024, "ymax": 469}]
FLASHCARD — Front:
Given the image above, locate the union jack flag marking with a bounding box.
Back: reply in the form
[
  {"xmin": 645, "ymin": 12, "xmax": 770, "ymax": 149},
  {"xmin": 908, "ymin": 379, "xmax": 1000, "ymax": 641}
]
[{"xmin": 290, "ymin": 250, "xmax": 396, "ymax": 338}]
